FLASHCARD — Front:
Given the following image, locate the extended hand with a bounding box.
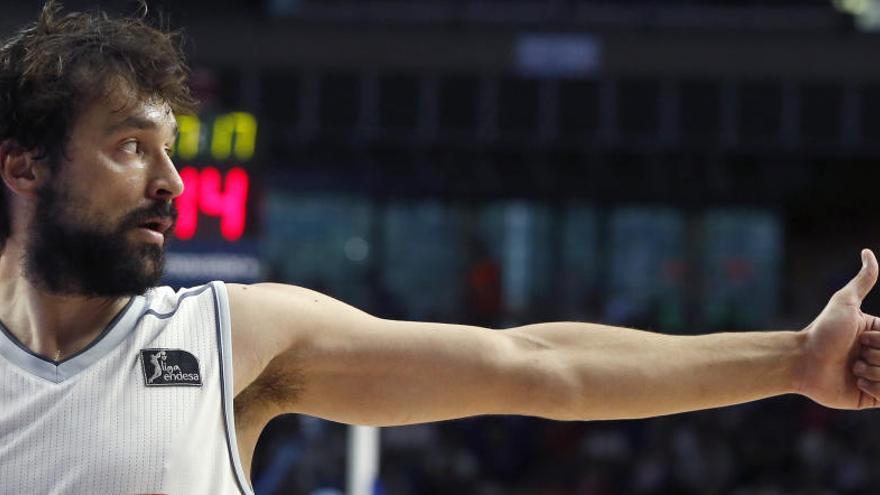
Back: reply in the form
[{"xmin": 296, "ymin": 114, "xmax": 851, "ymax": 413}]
[{"xmin": 798, "ymin": 249, "xmax": 880, "ymax": 410}]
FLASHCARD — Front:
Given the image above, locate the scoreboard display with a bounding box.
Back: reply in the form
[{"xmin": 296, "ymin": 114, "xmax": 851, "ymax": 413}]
[
  {"xmin": 175, "ymin": 165, "xmax": 250, "ymax": 242},
  {"xmin": 171, "ymin": 112, "xmax": 257, "ymax": 243},
  {"xmin": 164, "ymin": 112, "xmax": 262, "ymax": 285}
]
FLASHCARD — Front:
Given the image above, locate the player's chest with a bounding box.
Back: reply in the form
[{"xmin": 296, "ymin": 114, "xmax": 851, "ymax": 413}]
[{"xmin": 0, "ymin": 345, "xmax": 220, "ymax": 459}]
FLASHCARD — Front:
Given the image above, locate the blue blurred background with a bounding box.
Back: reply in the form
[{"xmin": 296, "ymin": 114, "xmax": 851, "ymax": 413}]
[{"xmin": 6, "ymin": 0, "xmax": 880, "ymax": 493}]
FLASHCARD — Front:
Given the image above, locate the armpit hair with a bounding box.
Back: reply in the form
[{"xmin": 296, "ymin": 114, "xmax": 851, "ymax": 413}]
[{"xmin": 234, "ymin": 361, "xmax": 306, "ymax": 420}]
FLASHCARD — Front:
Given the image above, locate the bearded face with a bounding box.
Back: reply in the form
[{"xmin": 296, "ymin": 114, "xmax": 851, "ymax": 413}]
[
  {"xmin": 24, "ymin": 174, "xmax": 177, "ymax": 297},
  {"xmin": 16, "ymin": 91, "xmax": 182, "ymax": 297}
]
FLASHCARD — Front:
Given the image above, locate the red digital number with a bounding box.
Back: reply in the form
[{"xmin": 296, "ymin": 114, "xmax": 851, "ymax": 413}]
[
  {"xmin": 175, "ymin": 167, "xmax": 201, "ymax": 240},
  {"xmin": 174, "ymin": 166, "xmax": 250, "ymax": 242}
]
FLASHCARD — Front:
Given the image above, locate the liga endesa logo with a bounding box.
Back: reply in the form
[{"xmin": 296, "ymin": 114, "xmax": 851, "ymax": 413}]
[{"xmin": 140, "ymin": 349, "xmax": 202, "ymax": 387}]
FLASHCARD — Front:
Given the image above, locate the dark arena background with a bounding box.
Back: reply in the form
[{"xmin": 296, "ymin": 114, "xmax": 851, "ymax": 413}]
[{"xmin": 4, "ymin": 0, "xmax": 880, "ymax": 493}]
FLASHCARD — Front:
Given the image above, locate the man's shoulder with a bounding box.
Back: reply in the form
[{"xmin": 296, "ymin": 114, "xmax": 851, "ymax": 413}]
[
  {"xmin": 224, "ymin": 282, "xmax": 317, "ymax": 315},
  {"xmin": 142, "ymin": 282, "xmax": 222, "ymax": 317},
  {"xmin": 224, "ymin": 283, "xmax": 310, "ymax": 397}
]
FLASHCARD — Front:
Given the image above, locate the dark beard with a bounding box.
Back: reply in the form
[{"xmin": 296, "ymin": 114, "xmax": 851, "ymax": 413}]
[{"xmin": 25, "ymin": 180, "xmax": 177, "ymax": 297}]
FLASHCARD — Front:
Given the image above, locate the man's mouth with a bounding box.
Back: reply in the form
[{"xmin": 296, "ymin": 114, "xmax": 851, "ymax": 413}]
[{"xmin": 137, "ymin": 217, "xmax": 174, "ymax": 235}]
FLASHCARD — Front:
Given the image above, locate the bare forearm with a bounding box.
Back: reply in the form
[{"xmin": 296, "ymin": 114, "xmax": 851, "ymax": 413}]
[
  {"xmin": 238, "ymin": 250, "xmax": 878, "ymax": 425},
  {"xmin": 508, "ymin": 322, "xmax": 805, "ymax": 421}
]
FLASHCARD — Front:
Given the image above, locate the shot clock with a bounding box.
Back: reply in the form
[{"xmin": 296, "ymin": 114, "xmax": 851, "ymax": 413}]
[
  {"xmin": 164, "ymin": 112, "xmax": 262, "ymax": 285},
  {"xmin": 171, "ymin": 112, "xmax": 257, "ymax": 243}
]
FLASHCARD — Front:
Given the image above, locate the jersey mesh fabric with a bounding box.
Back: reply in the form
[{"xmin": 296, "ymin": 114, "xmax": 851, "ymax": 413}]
[{"xmin": 0, "ymin": 282, "xmax": 252, "ymax": 495}]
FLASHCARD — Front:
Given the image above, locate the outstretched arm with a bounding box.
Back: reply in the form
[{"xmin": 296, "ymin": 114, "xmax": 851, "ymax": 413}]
[{"xmin": 229, "ymin": 250, "xmax": 880, "ymax": 426}]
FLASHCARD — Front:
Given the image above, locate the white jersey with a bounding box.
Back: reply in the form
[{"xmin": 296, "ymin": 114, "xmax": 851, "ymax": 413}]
[{"xmin": 0, "ymin": 281, "xmax": 254, "ymax": 495}]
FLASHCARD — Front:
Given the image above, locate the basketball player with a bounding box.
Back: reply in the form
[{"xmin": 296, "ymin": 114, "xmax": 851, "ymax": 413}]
[{"xmin": 4, "ymin": 3, "xmax": 880, "ymax": 494}]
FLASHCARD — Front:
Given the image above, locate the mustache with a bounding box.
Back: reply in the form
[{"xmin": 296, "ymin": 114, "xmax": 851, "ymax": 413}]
[{"xmin": 119, "ymin": 202, "xmax": 178, "ymax": 232}]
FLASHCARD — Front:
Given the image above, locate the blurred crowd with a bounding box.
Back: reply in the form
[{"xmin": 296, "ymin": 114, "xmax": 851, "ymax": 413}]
[{"xmin": 254, "ymin": 398, "xmax": 880, "ymax": 494}]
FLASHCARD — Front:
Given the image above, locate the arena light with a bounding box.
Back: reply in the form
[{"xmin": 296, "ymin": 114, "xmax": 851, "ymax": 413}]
[
  {"xmin": 833, "ymin": 0, "xmax": 871, "ymax": 15},
  {"xmin": 832, "ymin": 0, "xmax": 880, "ymax": 30}
]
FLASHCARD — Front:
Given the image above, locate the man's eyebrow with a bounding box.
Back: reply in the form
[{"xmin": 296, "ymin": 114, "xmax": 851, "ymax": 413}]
[{"xmin": 105, "ymin": 115, "xmax": 179, "ymax": 139}]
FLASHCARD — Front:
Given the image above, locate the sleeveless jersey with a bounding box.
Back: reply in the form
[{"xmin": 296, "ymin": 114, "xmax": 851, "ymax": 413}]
[{"xmin": 0, "ymin": 281, "xmax": 254, "ymax": 495}]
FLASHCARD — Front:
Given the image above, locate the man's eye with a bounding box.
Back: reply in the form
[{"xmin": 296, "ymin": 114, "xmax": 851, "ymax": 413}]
[{"xmin": 120, "ymin": 140, "xmax": 140, "ymax": 154}]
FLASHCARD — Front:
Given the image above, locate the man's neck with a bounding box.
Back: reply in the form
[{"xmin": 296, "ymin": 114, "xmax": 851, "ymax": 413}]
[{"xmin": 0, "ymin": 239, "xmax": 131, "ymax": 361}]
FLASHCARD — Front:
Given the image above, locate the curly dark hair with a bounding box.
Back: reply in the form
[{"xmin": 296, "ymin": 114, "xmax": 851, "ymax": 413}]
[{"xmin": 0, "ymin": 1, "xmax": 197, "ymax": 247}]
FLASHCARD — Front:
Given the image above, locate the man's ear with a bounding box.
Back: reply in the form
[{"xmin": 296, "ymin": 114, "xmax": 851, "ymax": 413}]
[{"xmin": 0, "ymin": 140, "xmax": 49, "ymax": 197}]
